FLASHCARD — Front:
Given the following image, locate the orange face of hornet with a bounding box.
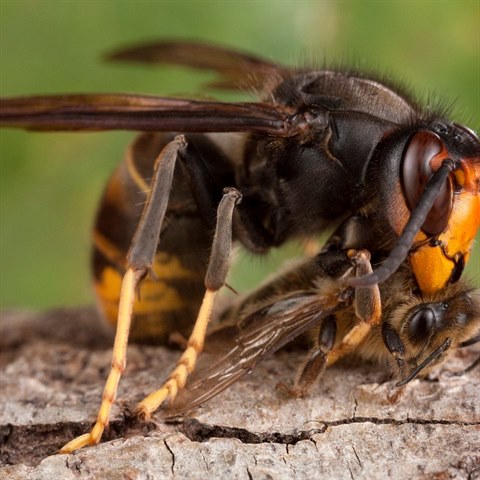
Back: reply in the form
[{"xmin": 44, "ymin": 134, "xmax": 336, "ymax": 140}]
[{"xmin": 405, "ymin": 125, "xmax": 480, "ymax": 294}]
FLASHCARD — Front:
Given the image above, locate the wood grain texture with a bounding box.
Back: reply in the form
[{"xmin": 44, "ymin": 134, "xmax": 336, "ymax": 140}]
[{"xmin": 1, "ymin": 307, "xmax": 479, "ymax": 479}]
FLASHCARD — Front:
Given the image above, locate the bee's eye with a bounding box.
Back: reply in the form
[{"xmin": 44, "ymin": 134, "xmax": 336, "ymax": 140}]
[
  {"xmin": 402, "ymin": 130, "xmax": 453, "ymax": 236},
  {"xmin": 409, "ymin": 307, "xmax": 436, "ymax": 343}
]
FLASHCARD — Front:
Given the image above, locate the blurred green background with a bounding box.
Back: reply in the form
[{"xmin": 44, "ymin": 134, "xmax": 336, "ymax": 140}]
[{"xmin": 1, "ymin": 0, "xmax": 479, "ymax": 309}]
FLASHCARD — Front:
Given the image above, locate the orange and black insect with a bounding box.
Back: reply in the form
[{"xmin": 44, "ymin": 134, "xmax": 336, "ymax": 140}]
[{"xmin": 0, "ymin": 41, "xmax": 479, "ymax": 452}]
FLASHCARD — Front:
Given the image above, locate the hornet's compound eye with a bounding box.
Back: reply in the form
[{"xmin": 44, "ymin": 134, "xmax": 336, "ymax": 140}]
[{"xmin": 402, "ymin": 130, "xmax": 453, "ymax": 236}]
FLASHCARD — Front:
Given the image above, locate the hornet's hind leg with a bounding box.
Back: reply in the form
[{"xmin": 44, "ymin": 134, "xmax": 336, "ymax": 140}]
[{"xmin": 59, "ymin": 136, "xmax": 186, "ymax": 454}]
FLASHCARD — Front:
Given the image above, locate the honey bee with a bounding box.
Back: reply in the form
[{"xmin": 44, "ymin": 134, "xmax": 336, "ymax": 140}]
[
  {"xmin": 167, "ymin": 249, "xmax": 480, "ymax": 415},
  {"xmin": 1, "ymin": 41, "xmax": 478, "ymax": 452}
]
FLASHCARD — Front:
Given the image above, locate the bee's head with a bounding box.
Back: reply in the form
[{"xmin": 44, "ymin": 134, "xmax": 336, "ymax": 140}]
[{"xmin": 382, "ymin": 282, "xmax": 480, "ymax": 385}]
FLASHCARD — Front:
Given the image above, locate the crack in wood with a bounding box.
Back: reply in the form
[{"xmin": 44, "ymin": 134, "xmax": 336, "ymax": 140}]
[
  {"xmin": 163, "ymin": 439, "xmax": 175, "ymax": 476},
  {"xmin": 3, "ymin": 413, "xmax": 479, "ymax": 468},
  {"xmin": 2, "ymin": 415, "xmax": 479, "ymax": 477}
]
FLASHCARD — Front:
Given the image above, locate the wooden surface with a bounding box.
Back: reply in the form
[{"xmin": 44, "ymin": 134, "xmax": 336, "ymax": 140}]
[{"xmin": 1, "ymin": 307, "xmax": 479, "ymax": 479}]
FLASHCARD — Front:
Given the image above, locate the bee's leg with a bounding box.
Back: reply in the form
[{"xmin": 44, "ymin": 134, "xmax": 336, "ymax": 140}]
[
  {"xmin": 326, "ymin": 250, "xmax": 381, "ymax": 366},
  {"xmin": 451, "ymin": 335, "xmax": 480, "ymax": 375},
  {"xmin": 382, "ymin": 322, "xmax": 409, "ymax": 381},
  {"xmin": 59, "ymin": 136, "xmax": 186, "ymax": 454},
  {"xmin": 280, "ymin": 251, "xmax": 381, "ymax": 397},
  {"xmin": 449, "ymin": 354, "xmax": 480, "ymax": 376},
  {"xmin": 381, "ymin": 322, "xmax": 409, "ymax": 403},
  {"xmin": 136, "ymin": 187, "xmax": 242, "ymax": 419},
  {"xmin": 278, "ymin": 315, "xmax": 337, "ymax": 398}
]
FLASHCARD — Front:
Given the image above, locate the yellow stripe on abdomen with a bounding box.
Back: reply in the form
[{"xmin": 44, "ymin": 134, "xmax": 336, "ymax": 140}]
[{"xmin": 94, "ymin": 251, "xmax": 206, "ymax": 344}]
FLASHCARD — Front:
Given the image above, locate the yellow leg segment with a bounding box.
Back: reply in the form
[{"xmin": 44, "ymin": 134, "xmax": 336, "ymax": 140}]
[
  {"xmin": 59, "ymin": 268, "xmax": 140, "ymax": 454},
  {"xmin": 326, "ymin": 322, "xmax": 371, "ymax": 366},
  {"xmin": 327, "ymin": 249, "xmax": 381, "ymax": 367},
  {"xmin": 136, "ymin": 288, "xmax": 217, "ymax": 419}
]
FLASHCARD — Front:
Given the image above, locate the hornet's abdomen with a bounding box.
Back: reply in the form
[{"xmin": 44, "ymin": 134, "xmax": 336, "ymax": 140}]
[{"xmin": 92, "ymin": 133, "xmax": 211, "ymax": 343}]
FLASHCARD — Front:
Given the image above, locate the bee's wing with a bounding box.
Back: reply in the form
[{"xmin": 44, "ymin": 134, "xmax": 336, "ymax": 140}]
[
  {"xmin": 106, "ymin": 40, "xmax": 287, "ymax": 91},
  {"xmin": 166, "ymin": 287, "xmax": 353, "ymax": 416},
  {"xmin": 0, "ymin": 94, "xmax": 289, "ymax": 134}
]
